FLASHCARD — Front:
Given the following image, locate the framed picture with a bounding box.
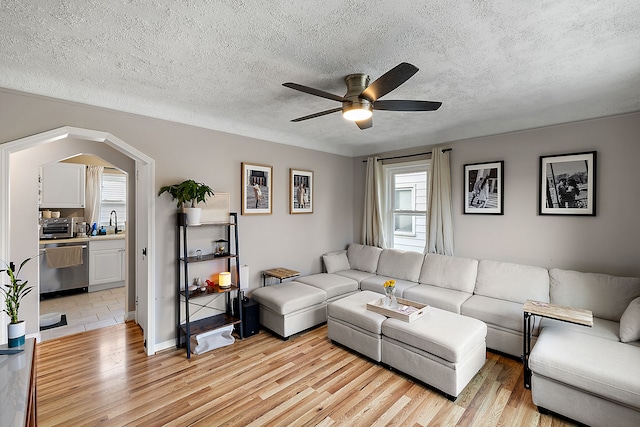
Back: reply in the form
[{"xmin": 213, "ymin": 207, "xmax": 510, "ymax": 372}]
[
  {"xmin": 464, "ymin": 160, "xmax": 504, "ymax": 215},
  {"xmin": 241, "ymin": 162, "xmax": 272, "ymax": 215},
  {"xmin": 539, "ymin": 151, "xmax": 596, "ymax": 216},
  {"xmin": 290, "ymin": 169, "xmax": 313, "ymax": 214}
]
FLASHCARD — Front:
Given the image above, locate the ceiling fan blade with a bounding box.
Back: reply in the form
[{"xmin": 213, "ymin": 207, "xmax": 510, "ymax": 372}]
[
  {"xmin": 356, "ymin": 117, "xmax": 373, "ymax": 130},
  {"xmin": 291, "ymin": 107, "xmax": 342, "ymax": 122},
  {"xmin": 359, "ymin": 62, "xmax": 419, "ymax": 102},
  {"xmin": 373, "ymin": 100, "xmax": 442, "ymax": 111},
  {"xmin": 283, "ymin": 82, "xmax": 347, "ymax": 103}
]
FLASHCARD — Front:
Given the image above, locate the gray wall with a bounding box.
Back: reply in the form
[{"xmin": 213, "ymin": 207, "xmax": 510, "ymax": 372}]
[
  {"xmin": 353, "ymin": 112, "xmax": 640, "ymax": 277},
  {"xmin": 10, "ymin": 138, "xmax": 136, "ymax": 335},
  {"xmin": 0, "ymin": 88, "xmax": 354, "ymax": 346}
]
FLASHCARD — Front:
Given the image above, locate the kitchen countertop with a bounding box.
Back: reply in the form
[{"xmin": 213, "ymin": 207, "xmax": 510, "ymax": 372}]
[
  {"xmin": 0, "ymin": 338, "xmax": 35, "ymax": 427},
  {"xmin": 39, "ymin": 233, "xmax": 125, "ymax": 244}
]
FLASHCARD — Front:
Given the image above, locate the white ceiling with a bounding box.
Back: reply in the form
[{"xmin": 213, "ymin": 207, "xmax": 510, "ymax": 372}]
[{"xmin": 1, "ymin": 1, "xmax": 639, "ymax": 157}]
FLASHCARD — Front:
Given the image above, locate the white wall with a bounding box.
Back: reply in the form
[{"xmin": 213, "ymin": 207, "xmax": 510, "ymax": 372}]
[
  {"xmin": 353, "ymin": 112, "xmax": 640, "ymax": 277},
  {"xmin": 0, "ymin": 88, "xmax": 354, "ymax": 348}
]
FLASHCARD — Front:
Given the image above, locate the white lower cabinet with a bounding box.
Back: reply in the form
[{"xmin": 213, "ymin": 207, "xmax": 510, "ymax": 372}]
[{"xmin": 89, "ymin": 239, "xmax": 125, "ymax": 291}]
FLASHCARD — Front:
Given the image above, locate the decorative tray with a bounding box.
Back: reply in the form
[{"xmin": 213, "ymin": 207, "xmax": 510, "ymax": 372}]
[{"xmin": 366, "ymin": 297, "xmax": 430, "ymax": 322}]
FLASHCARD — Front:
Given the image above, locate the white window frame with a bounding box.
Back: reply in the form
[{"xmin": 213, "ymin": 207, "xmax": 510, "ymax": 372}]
[
  {"xmin": 394, "ymin": 185, "xmax": 417, "ymax": 236},
  {"xmin": 99, "ymin": 170, "xmax": 127, "ymax": 227},
  {"xmin": 382, "ymin": 160, "xmax": 429, "ymax": 251}
]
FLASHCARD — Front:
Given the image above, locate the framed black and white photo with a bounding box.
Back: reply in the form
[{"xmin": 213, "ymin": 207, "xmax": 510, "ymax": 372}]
[
  {"xmin": 290, "ymin": 169, "xmax": 313, "ymax": 214},
  {"xmin": 464, "ymin": 161, "xmax": 504, "ymax": 215},
  {"xmin": 241, "ymin": 162, "xmax": 272, "ymax": 215},
  {"xmin": 539, "ymin": 151, "xmax": 596, "ymax": 216}
]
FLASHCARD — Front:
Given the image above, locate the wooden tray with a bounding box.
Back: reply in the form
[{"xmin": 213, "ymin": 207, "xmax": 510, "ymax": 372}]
[{"xmin": 367, "ymin": 297, "xmax": 430, "ymax": 322}]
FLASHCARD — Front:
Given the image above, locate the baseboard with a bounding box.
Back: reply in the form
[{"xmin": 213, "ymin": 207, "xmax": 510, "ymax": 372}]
[{"xmin": 154, "ymin": 338, "xmax": 177, "ymax": 354}]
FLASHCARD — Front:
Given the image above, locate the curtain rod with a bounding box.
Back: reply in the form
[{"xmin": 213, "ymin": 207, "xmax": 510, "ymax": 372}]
[{"xmin": 362, "ymin": 148, "xmax": 452, "ymax": 163}]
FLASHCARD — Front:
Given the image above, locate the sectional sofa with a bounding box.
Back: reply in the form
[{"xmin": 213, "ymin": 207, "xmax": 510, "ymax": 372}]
[{"xmin": 251, "ymin": 243, "xmax": 640, "ymax": 426}]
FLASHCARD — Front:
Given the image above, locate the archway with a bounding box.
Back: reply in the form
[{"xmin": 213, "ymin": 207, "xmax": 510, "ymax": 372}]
[{"xmin": 1, "ymin": 126, "xmax": 156, "ymax": 355}]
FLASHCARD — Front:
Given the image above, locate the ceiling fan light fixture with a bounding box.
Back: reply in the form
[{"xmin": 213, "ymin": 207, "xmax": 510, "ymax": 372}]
[{"xmin": 342, "ymin": 102, "xmax": 372, "ymax": 121}]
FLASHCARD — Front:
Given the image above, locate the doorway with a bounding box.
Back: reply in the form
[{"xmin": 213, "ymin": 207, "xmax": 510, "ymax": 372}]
[
  {"xmin": 0, "ymin": 127, "xmax": 156, "ymax": 355},
  {"xmin": 39, "ymin": 155, "xmax": 129, "ymax": 341}
]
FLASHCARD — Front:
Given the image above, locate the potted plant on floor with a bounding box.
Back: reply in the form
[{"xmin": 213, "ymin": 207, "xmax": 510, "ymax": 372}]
[
  {"xmin": 1, "ymin": 256, "xmax": 36, "ymax": 348},
  {"xmin": 158, "ymin": 179, "xmax": 215, "ymax": 225}
]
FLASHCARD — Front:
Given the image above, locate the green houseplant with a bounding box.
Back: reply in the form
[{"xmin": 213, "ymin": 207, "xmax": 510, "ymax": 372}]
[
  {"xmin": 1, "ymin": 256, "xmax": 36, "ymax": 347},
  {"xmin": 158, "ymin": 179, "xmax": 215, "ymax": 225}
]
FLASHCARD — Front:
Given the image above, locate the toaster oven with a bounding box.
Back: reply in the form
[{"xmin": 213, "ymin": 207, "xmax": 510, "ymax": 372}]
[{"xmin": 39, "ymin": 218, "xmax": 73, "ymax": 239}]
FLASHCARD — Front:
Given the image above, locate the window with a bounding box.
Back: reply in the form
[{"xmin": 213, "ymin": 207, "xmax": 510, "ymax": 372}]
[
  {"xmin": 394, "ymin": 187, "xmax": 415, "ymax": 235},
  {"xmin": 99, "ymin": 171, "xmax": 127, "ymax": 228},
  {"xmin": 383, "ymin": 161, "xmax": 429, "ymax": 253}
]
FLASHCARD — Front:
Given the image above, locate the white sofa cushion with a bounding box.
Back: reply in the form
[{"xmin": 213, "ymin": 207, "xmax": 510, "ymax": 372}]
[
  {"xmin": 620, "ymin": 297, "xmax": 640, "ymax": 343},
  {"xmin": 461, "ymin": 294, "xmax": 528, "ymax": 333},
  {"xmin": 540, "ymin": 316, "xmax": 621, "ymax": 342},
  {"xmin": 419, "ymin": 253, "xmax": 478, "ymax": 294},
  {"xmin": 549, "ymin": 268, "xmax": 640, "ymax": 322},
  {"xmin": 360, "ymin": 275, "xmax": 418, "ymax": 297},
  {"xmin": 251, "ymin": 282, "xmax": 327, "ymax": 315},
  {"xmin": 376, "ymin": 249, "xmax": 424, "ymax": 282},
  {"xmin": 323, "ymin": 250, "xmax": 350, "ymax": 274},
  {"xmin": 347, "ymin": 243, "xmax": 383, "ymax": 274},
  {"xmin": 530, "ymin": 326, "xmax": 640, "ymax": 411},
  {"xmin": 475, "ymin": 259, "xmax": 549, "ymax": 304},
  {"xmin": 335, "ymin": 269, "xmax": 376, "ymax": 284},
  {"xmin": 403, "ymin": 284, "xmax": 472, "ymax": 314},
  {"xmin": 295, "ymin": 273, "xmax": 359, "ymax": 300}
]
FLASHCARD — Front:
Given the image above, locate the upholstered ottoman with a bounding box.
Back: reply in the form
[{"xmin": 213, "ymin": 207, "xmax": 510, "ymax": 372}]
[
  {"xmin": 327, "ymin": 291, "xmax": 387, "ymax": 361},
  {"xmin": 251, "ymin": 281, "xmax": 327, "ymax": 339},
  {"xmin": 382, "ymin": 308, "xmax": 487, "ymax": 399}
]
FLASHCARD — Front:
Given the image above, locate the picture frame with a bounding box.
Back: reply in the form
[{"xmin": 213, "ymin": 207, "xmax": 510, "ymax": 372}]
[
  {"xmin": 241, "ymin": 162, "xmax": 272, "ymax": 215},
  {"xmin": 464, "ymin": 160, "xmax": 504, "ymax": 215},
  {"xmin": 290, "ymin": 169, "xmax": 313, "ymax": 214},
  {"xmin": 539, "ymin": 151, "xmax": 596, "ymax": 216}
]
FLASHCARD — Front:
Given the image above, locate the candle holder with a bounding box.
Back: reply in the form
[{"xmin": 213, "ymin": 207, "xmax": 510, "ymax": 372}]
[{"xmin": 218, "ymin": 272, "xmax": 232, "ymax": 288}]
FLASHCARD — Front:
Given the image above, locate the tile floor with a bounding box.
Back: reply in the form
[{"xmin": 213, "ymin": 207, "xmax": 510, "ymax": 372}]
[{"xmin": 39, "ymin": 287, "xmax": 126, "ymax": 342}]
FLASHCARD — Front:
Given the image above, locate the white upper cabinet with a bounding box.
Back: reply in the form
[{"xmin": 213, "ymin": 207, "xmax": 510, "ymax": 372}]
[{"xmin": 40, "ymin": 163, "xmax": 86, "ymax": 208}]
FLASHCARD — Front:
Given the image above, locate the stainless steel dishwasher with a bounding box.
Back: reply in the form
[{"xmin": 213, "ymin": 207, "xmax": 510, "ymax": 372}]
[{"xmin": 39, "ymin": 240, "xmax": 89, "ymax": 296}]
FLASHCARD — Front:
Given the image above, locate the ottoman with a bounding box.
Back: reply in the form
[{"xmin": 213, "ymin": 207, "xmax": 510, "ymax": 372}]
[
  {"xmin": 382, "ymin": 308, "xmax": 487, "ymax": 399},
  {"xmin": 251, "ymin": 281, "xmax": 327, "ymax": 339},
  {"xmin": 327, "ymin": 291, "xmax": 388, "ymax": 361}
]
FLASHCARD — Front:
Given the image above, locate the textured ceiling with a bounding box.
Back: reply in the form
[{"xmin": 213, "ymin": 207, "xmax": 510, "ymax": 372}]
[{"xmin": 1, "ymin": 1, "xmax": 639, "ymax": 156}]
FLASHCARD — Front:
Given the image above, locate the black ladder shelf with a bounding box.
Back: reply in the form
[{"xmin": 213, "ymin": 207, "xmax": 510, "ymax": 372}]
[{"xmin": 175, "ymin": 211, "xmax": 243, "ymax": 358}]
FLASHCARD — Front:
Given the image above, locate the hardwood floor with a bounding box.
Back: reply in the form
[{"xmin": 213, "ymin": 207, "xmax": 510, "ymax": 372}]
[{"xmin": 36, "ymin": 322, "xmax": 577, "ymax": 426}]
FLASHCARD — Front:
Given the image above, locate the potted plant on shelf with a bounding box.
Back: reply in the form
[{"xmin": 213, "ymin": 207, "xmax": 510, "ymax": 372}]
[
  {"xmin": 1, "ymin": 256, "xmax": 36, "ymax": 348},
  {"xmin": 158, "ymin": 179, "xmax": 215, "ymax": 225}
]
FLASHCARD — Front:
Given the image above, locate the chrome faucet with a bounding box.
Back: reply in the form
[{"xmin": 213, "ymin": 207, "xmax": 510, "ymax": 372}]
[{"xmin": 109, "ymin": 210, "xmax": 119, "ymax": 234}]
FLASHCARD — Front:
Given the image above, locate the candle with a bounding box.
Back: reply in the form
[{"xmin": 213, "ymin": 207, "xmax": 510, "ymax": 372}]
[{"xmin": 219, "ymin": 272, "xmax": 231, "ymax": 288}]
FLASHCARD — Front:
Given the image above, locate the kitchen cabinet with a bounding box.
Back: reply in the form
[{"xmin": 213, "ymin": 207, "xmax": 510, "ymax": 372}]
[
  {"xmin": 39, "ymin": 162, "xmax": 86, "ymax": 208},
  {"xmin": 89, "ymin": 238, "xmax": 125, "ymax": 290}
]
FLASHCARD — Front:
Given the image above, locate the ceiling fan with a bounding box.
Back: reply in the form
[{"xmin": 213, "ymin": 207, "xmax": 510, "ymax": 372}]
[{"xmin": 282, "ymin": 62, "xmax": 442, "ymax": 130}]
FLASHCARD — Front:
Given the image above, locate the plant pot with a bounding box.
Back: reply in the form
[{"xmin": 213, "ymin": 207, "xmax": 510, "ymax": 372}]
[
  {"xmin": 8, "ymin": 321, "xmax": 25, "ymax": 348},
  {"xmin": 183, "ymin": 207, "xmax": 202, "ymax": 226}
]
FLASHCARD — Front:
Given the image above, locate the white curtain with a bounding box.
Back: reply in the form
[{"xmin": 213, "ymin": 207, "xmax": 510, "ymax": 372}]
[
  {"xmin": 85, "ymin": 166, "xmax": 103, "ymax": 226},
  {"xmin": 362, "ymin": 157, "xmax": 387, "ymax": 248},
  {"xmin": 426, "ymin": 148, "xmax": 454, "ymax": 255}
]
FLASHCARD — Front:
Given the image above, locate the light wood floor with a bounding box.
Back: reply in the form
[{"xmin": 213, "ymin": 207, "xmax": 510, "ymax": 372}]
[{"xmin": 36, "ymin": 322, "xmax": 577, "ymax": 426}]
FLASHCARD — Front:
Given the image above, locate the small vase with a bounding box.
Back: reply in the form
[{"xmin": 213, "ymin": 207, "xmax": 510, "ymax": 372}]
[
  {"xmin": 8, "ymin": 321, "xmax": 25, "ymax": 348},
  {"xmin": 384, "ymin": 287, "xmax": 398, "ymax": 309}
]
